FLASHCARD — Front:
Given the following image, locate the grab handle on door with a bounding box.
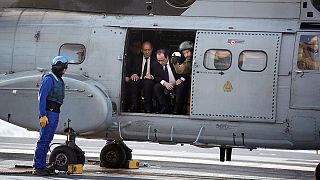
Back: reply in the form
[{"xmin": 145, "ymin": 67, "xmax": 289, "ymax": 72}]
[{"xmin": 295, "ymin": 70, "xmax": 304, "ymax": 77}]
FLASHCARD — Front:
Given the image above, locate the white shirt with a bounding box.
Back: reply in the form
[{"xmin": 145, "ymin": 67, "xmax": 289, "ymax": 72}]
[
  {"xmin": 160, "ymin": 63, "xmax": 176, "ymax": 86},
  {"xmin": 140, "ymin": 57, "xmax": 150, "ymax": 79}
]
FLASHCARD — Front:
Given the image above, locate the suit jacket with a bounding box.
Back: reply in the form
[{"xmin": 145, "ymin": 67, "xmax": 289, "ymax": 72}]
[
  {"xmin": 153, "ymin": 61, "xmax": 178, "ymax": 84},
  {"xmin": 130, "ymin": 54, "xmax": 157, "ymax": 77},
  {"xmin": 126, "ymin": 53, "xmax": 140, "ymax": 77}
]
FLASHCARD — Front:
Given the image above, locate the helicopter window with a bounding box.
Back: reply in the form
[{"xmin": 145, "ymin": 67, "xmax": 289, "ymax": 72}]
[
  {"xmin": 204, "ymin": 49, "xmax": 231, "ymax": 70},
  {"xmin": 297, "ymin": 35, "xmax": 320, "ymax": 70},
  {"xmin": 311, "ymin": 0, "xmax": 320, "ymax": 12},
  {"xmin": 238, "ymin": 51, "xmax": 267, "ymax": 72},
  {"xmin": 59, "ymin": 44, "xmax": 86, "ymax": 64}
]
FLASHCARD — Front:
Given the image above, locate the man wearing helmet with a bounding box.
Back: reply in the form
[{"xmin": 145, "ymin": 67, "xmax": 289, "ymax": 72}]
[
  {"xmin": 171, "ymin": 41, "xmax": 193, "ymax": 114},
  {"xmin": 33, "ymin": 56, "xmax": 69, "ymax": 176},
  {"xmin": 175, "ymin": 41, "xmax": 193, "ymax": 72}
]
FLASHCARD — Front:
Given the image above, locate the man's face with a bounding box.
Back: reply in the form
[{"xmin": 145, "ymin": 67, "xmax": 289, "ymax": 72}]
[
  {"xmin": 182, "ymin": 49, "xmax": 192, "ymax": 60},
  {"xmin": 142, "ymin": 43, "xmax": 152, "ymax": 58},
  {"xmin": 156, "ymin": 53, "xmax": 168, "ymax": 66}
]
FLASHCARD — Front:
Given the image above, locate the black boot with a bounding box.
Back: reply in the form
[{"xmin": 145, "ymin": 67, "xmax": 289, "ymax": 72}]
[
  {"xmin": 46, "ymin": 164, "xmax": 57, "ymax": 174},
  {"xmin": 158, "ymin": 104, "xmax": 169, "ymax": 114},
  {"xmin": 173, "ymin": 103, "xmax": 183, "ymax": 115},
  {"xmin": 33, "ymin": 168, "xmax": 56, "ymax": 176}
]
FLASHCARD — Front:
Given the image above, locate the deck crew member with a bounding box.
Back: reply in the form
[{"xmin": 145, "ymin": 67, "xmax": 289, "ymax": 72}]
[{"xmin": 33, "ymin": 56, "xmax": 69, "ymax": 176}]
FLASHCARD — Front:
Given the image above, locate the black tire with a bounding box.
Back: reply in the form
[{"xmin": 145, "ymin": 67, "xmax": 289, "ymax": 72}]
[
  {"xmin": 122, "ymin": 145, "xmax": 132, "ymax": 168},
  {"xmin": 100, "ymin": 144, "xmax": 126, "ymax": 168},
  {"xmin": 123, "ymin": 146, "xmax": 132, "ymax": 160},
  {"xmin": 77, "ymin": 154, "xmax": 85, "ymax": 165},
  {"xmin": 49, "ymin": 145, "xmax": 77, "ymax": 171},
  {"xmin": 315, "ymin": 163, "xmax": 320, "ymax": 180}
]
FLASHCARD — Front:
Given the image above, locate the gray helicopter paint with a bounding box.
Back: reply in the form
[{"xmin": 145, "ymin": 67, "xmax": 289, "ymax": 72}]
[
  {"xmin": 0, "ymin": 0, "xmax": 189, "ymax": 16},
  {"xmin": 99, "ymin": 15, "xmax": 299, "ymax": 32},
  {"xmin": 0, "ymin": 0, "xmax": 303, "ymax": 19},
  {"xmin": 181, "ymin": 0, "xmax": 300, "ymax": 19},
  {"xmin": 300, "ymin": 0, "xmax": 320, "ymax": 22},
  {"xmin": 0, "ymin": 0, "xmax": 320, "ymax": 150},
  {"xmin": 0, "ymin": 71, "xmax": 114, "ymax": 134},
  {"xmin": 276, "ymin": 34, "xmax": 295, "ymax": 123},
  {"xmin": 113, "ymin": 113, "xmax": 294, "ymax": 149},
  {"xmin": 191, "ymin": 31, "xmax": 280, "ymax": 122}
]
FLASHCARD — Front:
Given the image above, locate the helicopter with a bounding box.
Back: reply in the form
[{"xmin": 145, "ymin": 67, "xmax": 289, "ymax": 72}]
[{"xmin": 0, "ymin": 0, "xmax": 320, "ymax": 176}]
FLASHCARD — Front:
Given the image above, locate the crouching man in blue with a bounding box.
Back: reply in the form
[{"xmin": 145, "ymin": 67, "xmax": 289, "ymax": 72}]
[{"xmin": 33, "ymin": 56, "xmax": 69, "ymax": 176}]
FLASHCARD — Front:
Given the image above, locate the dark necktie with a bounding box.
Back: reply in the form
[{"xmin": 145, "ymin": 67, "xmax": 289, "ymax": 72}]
[
  {"xmin": 164, "ymin": 64, "xmax": 169, "ymax": 82},
  {"xmin": 142, "ymin": 58, "xmax": 148, "ymax": 77},
  {"xmin": 163, "ymin": 64, "xmax": 170, "ymax": 94}
]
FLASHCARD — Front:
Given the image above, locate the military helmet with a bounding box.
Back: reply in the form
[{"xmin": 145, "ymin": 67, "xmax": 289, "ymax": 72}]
[{"xmin": 178, "ymin": 41, "xmax": 193, "ymax": 52}]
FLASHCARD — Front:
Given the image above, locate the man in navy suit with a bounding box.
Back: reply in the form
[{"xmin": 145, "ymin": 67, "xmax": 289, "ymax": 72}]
[
  {"xmin": 129, "ymin": 41, "xmax": 157, "ymax": 113},
  {"xmin": 153, "ymin": 49, "xmax": 187, "ymax": 114}
]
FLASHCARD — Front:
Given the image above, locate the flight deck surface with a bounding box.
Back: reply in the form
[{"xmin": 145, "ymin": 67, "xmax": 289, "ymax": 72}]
[{"xmin": 0, "ymin": 137, "xmax": 317, "ymax": 180}]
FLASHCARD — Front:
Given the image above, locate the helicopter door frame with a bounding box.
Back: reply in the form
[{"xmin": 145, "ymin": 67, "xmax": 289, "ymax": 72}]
[
  {"xmin": 190, "ymin": 30, "xmax": 281, "ymax": 122},
  {"xmin": 291, "ymin": 32, "xmax": 320, "ymax": 110}
]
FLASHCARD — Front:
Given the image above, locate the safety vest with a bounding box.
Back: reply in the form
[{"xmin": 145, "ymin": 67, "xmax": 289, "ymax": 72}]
[{"xmin": 45, "ymin": 72, "xmax": 65, "ymax": 104}]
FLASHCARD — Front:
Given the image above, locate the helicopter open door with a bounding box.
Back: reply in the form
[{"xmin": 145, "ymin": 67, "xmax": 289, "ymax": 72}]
[
  {"xmin": 87, "ymin": 26, "xmax": 127, "ymax": 113},
  {"xmin": 191, "ymin": 31, "xmax": 281, "ymax": 122},
  {"xmin": 291, "ymin": 32, "xmax": 320, "ymax": 110}
]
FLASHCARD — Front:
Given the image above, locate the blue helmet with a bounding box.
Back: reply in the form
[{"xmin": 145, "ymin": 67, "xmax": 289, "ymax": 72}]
[{"xmin": 52, "ymin": 56, "xmax": 69, "ymax": 65}]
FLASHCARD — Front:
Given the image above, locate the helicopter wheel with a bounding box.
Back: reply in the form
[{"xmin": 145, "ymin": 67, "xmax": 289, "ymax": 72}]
[
  {"xmin": 315, "ymin": 163, "xmax": 320, "ymax": 179},
  {"xmin": 100, "ymin": 144, "xmax": 126, "ymax": 168},
  {"xmin": 49, "ymin": 145, "xmax": 77, "ymax": 171},
  {"xmin": 77, "ymin": 153, "xmax": 85, "ymax": 165},
  {"xmin": 120, "ymin": 142, "xmax": 132, "ymax": 160}
]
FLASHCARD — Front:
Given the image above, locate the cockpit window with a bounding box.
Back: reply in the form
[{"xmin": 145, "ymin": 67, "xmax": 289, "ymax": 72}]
[
  {"xmin": 311, "ymin": 0, "xmax": 320, "ymax": 12},
  {"xmin": 298, "ymin": 35, "xmax": 320, "ymax": 70},
  {"xmin": 59, "ymin": 44, "xmax": 86, "ymax": 64},
  {"xmin": 239, "ymin": 51, "xmax": 267, "ymax": 72},
  {"xmin": 204, "ymin": 49, "xmax": 231, "ymax": 70},
  {"xmin": 166, "ymin": 0, "xmax": 196, "ymax": 8}
]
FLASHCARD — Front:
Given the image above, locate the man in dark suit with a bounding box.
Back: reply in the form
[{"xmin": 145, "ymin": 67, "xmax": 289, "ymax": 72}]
[
  {"xmin": 153, "ymin": 49, "xmax": 188, "ymax": 114},
  {"xmin": 129, "ymin": 41, "xmax": 157, "ymax": 113},
  {"xmin": 124, "ymin": 40, "xmax": 142, "ymax": 111}
]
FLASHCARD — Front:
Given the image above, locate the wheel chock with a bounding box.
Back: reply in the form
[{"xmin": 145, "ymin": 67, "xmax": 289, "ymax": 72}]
[
  {"xmin": 127, "ymin": 160, "xmax": 139, "ymax": 169},
  {"xmin": 67, "ymin": 164, "xmax": 83, "ymax": 174}
]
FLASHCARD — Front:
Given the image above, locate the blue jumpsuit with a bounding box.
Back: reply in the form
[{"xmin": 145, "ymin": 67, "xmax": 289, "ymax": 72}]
[{"xmin": 33, "ymin": 75, "xmax": 63, "ymax": 169}]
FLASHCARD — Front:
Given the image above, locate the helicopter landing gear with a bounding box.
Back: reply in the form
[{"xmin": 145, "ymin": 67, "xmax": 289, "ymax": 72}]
[
  {"xmin": 49, "ymin": 129, "xmax": 85, "ymax": 171},
  {"xmin": 100, "ymin": 141, "xmax": 132, "ymax": 168},
  {"xmin": 219, "ymin": 147, "xmax": 232, "ymax": 162}
]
